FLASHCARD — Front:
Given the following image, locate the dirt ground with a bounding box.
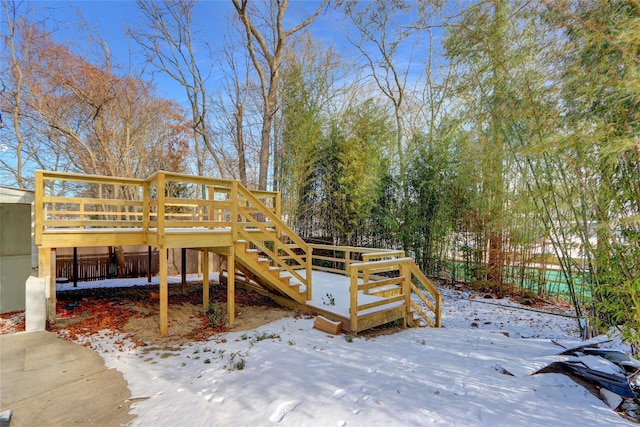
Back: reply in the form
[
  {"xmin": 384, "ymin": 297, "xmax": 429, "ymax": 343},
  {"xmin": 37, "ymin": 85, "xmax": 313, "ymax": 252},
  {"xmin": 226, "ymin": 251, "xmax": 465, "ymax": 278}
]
[
  {"xmin": 123, "ymin": 304, "xmax": 292, "ymax": 345},
  {"xmin": 51, "ymin": 281, "xmax": 294, "ymax": 346}
]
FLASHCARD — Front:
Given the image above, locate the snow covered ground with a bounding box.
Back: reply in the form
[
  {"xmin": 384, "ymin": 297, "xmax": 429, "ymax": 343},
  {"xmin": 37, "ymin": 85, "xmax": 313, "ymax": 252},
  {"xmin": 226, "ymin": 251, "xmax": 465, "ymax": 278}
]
[{"xmin": 57, "ymin": 280, "xmax": 636, "ymax": 427}]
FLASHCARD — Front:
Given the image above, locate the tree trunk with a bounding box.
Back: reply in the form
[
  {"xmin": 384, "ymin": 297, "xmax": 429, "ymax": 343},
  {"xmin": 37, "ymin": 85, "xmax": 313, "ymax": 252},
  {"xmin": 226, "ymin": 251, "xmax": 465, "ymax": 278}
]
[{"xmin": 114, "ymin": 245, "xmax": 126, "ymax": 278}]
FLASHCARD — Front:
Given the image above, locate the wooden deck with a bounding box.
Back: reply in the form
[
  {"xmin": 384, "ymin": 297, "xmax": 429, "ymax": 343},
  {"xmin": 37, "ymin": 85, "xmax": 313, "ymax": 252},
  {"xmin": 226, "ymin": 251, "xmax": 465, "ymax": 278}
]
[{"xmin": 35, "ymin": 170, "xmax": 441, "ymax": 336}]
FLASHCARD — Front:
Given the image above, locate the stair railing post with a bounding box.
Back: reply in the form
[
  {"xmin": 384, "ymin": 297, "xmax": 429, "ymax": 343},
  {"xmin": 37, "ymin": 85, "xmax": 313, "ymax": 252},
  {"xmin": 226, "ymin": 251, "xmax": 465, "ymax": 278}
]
[
  {"xmin": 142, "ymin": 180, "xmax": 150, "ymax": 244},
  {"xmin": 306, "ymin": 243, "xmax": 313, "ymax": 300},
  {"xmin": 275, "ymin": 191, "xmax": 282, "ymax": 241},
  {"xmin": 350, "ymin": 263, "xmax": 359, "ymax": 334},
  {"xmin": 157, "ymin": 173, "xmax": 166, "ymax": 247},
  {"xmin": 231, "ymin": 181, "xmax": 239, "ymax": 243},
  {"xmin": 401, "ymin": 260, "xmax": 411, "ymax": 328},
  {"xmin": 436, "ymin": 289, "xmax": 442, "ymax": 328},
  {"xmin": 207, "ymin": 185, "xmax": 214, "ymax": 229},
  {"xmin": 345, "ymin": 250, "xmax": 351, "ymax": 275}
]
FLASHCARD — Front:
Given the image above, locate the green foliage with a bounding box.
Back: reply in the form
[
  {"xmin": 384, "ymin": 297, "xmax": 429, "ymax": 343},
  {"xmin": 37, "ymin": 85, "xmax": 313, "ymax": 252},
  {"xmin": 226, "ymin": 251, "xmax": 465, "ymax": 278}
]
[
  {"xmin": 224, "ymin": 351, "xmax": 246, "ymax": 371},
  {"xmin": 279, "ymin": 35, "xmax": 337, "ymax": 233},
  {"xmin": 312, "ymin": 98, "xmax": 393, "ymax": 245},
  {"xmin": 543, "ymin": 0, "xmax": 640, "ymax": 337},
  {"xmin": 206, "ymin": 303, "xmax": 225, "ymax": 329},
  {"xmin": 403, "ymin": 131, "xmax": 464, "ymax": 274},
  {"xmin": 274, "ymin": 0, "xmax": 640, "ymax": 341},
  {"xmin": 321, "ymin": 293, "xmax": 335, "ymax": 306}
]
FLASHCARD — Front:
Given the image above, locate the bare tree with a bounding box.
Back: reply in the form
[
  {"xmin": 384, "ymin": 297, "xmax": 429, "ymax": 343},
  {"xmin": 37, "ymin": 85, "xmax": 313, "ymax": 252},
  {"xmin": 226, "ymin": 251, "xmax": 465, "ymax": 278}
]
[
  {"xmin": 3, "ymin": 15, "xmax": 191, "ymax": 180},
  {"xmin": 0, "ymin": 1, "xmax": 65, "ymax": 188},
  {"xmin": 231, "ymin": 0, "xmax": 328, "ymax": 190},
  {"xmin": 210, "ymin": 25, "xmax": 254, "ymax": 185},
  {"xmin": 130, "ymin": 0, "xmax": 226, "ymax": 178},
  {"xmin": 343, "ymin": 1, "xmax": 429, "ymax": 187}
]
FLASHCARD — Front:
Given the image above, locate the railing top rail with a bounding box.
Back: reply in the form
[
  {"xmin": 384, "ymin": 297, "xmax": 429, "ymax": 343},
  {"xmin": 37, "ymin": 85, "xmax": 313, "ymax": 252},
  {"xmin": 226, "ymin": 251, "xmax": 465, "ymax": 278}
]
[
  {"xmin": 309, "ymin": 243, "xmax": 401, "ymax": 253},
  {"xmin": 37, "ymin": 170, "xmax": 146, "ymax": 185},
  {"xmin": 249, "ymin": 189, "xmax": 279, "ymax": 198},
  {"xmin": 235, "ymin": 182, "xmax": 308, "ymax": 252},
  {"xmin": 204, "ymin": 186, "xmax": 277, "ymax": 202},
  {"xmin": 362, "ymin": 251, "xmax": 406, "ymax": 259},
  {"xmin": 146, "ymin": 170, "xmax": 236, "ymax": 188},
  {"xmin": 37, "ymin": 170, "xmax": 280, "ymax": 201},
  {"xmin": 350, "ymin": 257, "xmax": 414, "ymax": 269},
  {"xmin": 410, "ymin": 263, "xmax": 440, "ymax": 298}
]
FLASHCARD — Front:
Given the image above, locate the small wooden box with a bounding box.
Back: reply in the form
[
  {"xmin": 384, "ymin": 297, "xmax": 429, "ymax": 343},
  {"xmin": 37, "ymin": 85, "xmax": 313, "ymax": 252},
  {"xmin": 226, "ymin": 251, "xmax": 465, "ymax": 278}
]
[{"xmin": 313, "ymin": 315, "xmax": 343, "ymax": 335}]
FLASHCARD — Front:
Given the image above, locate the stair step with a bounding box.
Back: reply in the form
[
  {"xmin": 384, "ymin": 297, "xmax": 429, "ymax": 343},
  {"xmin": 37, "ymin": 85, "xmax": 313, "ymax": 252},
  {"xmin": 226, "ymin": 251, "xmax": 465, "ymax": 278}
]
[
  {"xmin": 410, "ymin": 312, "xmax": 427, "ymax": 328},
  {"xmin": 288, "ymin": 283, "xmax": 300, "ymax": 293},
  {"xmin": 279, "ymin": 275, "xmax": 291, "ymax": 285},
  {"xmin": 234, "ymin": 243, "xmax": 307, "ymax": 305}
]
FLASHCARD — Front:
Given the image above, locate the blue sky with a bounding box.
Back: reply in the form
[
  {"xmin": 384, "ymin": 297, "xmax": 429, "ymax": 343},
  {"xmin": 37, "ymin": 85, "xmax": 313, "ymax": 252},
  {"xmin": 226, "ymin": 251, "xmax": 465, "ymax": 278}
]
[
  {"xmin": 27, "ymin": 0, "xmax": 353, "ymax": 105},
  {"xmin": 30, "ymin": 1, "xmax": 234, "ymax": 102},
  {"xmin": 25, "ymin": 1, "xmax": 446, "ymax": 97}
]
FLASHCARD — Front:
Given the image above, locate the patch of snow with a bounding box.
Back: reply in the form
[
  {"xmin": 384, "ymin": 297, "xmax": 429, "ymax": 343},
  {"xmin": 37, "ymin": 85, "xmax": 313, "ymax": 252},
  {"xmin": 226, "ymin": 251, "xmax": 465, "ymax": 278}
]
[
  {"xmin": 56, "ymin": 273, "xmax": 220, "ymax": 292},
  {"xmin": 269, "ymin": 400, "xmax": 302, "ymax": 422},
  {"xmin": 48, "ymin": 276, "xmax": 636, "ymax": 426}
]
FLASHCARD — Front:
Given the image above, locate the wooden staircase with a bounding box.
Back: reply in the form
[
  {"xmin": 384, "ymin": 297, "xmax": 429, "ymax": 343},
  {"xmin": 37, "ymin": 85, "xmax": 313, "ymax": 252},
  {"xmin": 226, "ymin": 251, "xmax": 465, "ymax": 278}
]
[{"xmin": 232, "ymin": 241, "xmax": 307, "ymax": 304}]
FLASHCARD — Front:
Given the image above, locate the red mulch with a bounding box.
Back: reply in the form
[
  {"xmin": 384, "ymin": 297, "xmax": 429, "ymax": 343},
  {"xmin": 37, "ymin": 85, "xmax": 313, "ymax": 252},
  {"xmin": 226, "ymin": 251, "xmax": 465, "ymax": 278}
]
[{"xmin": 48, "ymin": 282, "xmax": 280, "ymax": 344}]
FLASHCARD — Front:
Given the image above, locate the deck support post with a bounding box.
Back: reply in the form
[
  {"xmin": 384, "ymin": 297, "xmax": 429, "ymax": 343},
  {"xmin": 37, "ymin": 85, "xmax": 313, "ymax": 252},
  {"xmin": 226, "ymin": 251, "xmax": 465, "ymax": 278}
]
[
  {"xmin": 73, "ymin": 247, "xmax": 78, "ymax": 287},
  {"xmin": 147, "ymin": 246, "xmax": 152, "ymax": 283},
  {"xmin": 227, "ymin": 246, "xmax": 235, "ymax": 325},
  {"xmin": 181, "ymin": 248, "xmax": 187, "ymax": 294},
  {"xmin": 38, "ymin": 247, "xmax": 56, "ymax": 325},
  {"xmin": 159, "ymin": 247, "xmax": 168, "ymax": 336},
  {"xmin": 49, "ymin": 248, "xmax": 56, "ymax": 324},
  {"xmin": 202, "ymin": 250, "xmax": 209, "ymax": 311}
]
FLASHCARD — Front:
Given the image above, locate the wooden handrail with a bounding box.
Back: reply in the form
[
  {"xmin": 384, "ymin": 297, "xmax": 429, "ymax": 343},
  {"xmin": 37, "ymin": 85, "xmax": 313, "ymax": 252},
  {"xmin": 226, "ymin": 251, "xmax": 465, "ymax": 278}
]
[
  {"xmin": 349, "ymin": 257, "xmax": 414, "ymax": 270},
  {"xmin": 309, "ymin": 243, "xmax": 403, "ymax": 253},
  {"xmin": 38, "ymin": 170, "xmax": 146, "ymax": 185},
  {"xmin": 348, "ymin": 256, "xmax": 442, "ymax": 330},
  {"xmin": 362, "ymin": 250, "xmax": 405, "ymax": 261},
  {"xmin": 409, "ymin": 262, "xmax": 442, "ymax": 328},
  {"xmin": 234, "ymin": 181, "xmax": 312, "ymax": 298},
  {"xmin": 349, "ymin": 257, "xmax": 412, "ymax": 331},
  {"xmin": 36, "ymin": 171, "xmax": 284, "ymax": 234}
]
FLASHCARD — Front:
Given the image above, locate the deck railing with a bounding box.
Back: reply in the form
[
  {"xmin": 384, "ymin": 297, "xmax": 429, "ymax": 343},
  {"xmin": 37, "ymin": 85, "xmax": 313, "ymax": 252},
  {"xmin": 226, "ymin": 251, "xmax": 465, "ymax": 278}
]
[
  {"xmin": 347, "ymin": 257, "xmax": 441, "ymax": 332},
  {"xmin": 308, "ymin": 244, "xmax": 404, "ymax": 276},
  {"xmin": 35, "ymin": 170, "xmax": 441, "ymax": 330},
  {"xmin": 234, "ymin": 183, "xmax": 312, "ymax": 300},
  {"xmin": 35, "ymin": 171, "xmax": 147, "ymax": 245},
  {"xmin": 34, "ymin": 170, "xmax": 312, "ymax": 298},
  {"xmin": 36, "ymin": 170, "xmax": 279, "ymax": 237},
  {"xmin": 307, "ymin": 243, "xmax": 441, "ymax": 331},
  {"xmin": 409, "ymin": 263, "xmax": 442, "ymax": 328}
]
